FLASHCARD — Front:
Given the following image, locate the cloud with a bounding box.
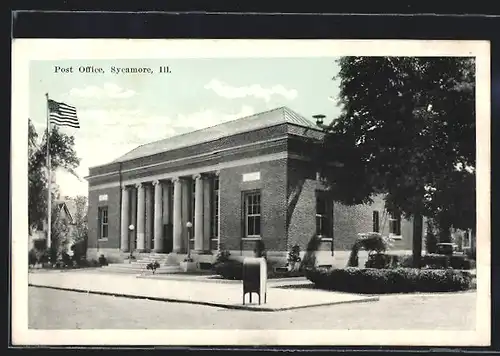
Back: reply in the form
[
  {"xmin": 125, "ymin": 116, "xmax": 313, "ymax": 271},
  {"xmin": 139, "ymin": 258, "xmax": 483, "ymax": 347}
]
[
  {"xmin": 69, "ymin": 82, "xmax": 136, "ymax": 99},
  {"xmin": 204, "ymin": 79, "xmax": 297, "ymax": 102},
  {"xmin": 56, "ymin": 105, "xmax": 255, "ymax": 197},
  {"xmin": 74, "ymin": 105, "xmax": 254, "ymax": 164}
]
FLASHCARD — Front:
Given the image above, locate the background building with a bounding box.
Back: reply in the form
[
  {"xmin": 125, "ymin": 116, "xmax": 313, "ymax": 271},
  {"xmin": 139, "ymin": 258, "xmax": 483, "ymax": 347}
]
[{"xmin": 85, "ymin": 107, "xmax": 416, "ymax": 268}]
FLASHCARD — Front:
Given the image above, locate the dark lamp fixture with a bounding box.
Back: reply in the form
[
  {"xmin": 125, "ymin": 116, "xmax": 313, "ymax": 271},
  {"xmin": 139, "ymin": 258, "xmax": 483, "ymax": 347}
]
[{"xmin": 313, "ymin": 114, "xmax": 326, "ymax": 126}]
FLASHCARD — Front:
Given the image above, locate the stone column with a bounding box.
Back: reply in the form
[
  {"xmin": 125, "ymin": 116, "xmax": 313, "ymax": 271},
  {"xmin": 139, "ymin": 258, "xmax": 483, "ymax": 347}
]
[
  {"xmin": 120, "ymin": 186, "xmax": 130, "ymax": 252},
  {"xmin": 172, "ymin": 177, "xmax": 183, "ymax": 253},
  {"xmin": 181, "ymin": 178, "xmax": 191, "ymax": 252},
  {"xmin": 130, "ymin": 186, "xmax": 137, "ymax": 250},
  {"xmin": 145, "ymin": 184, "xmax": 154, "ymax": 251},
  {"xmin": 203, "ymin": 176, "xmax": 212, "ymax": 252},
  {"xmin": 136, "ymin": 183, "xmax": 145, "ymax": 252},
  {"xmin": 193, "ymin": 174, "xmax": 204, "ymax": 252},
  {"xmin": 153, "ymin": 180, "xmax": 164, "ymax": 253},
  {"xmin": 215, "ymin": 171, "xmax": 221, "ymax": 250}
]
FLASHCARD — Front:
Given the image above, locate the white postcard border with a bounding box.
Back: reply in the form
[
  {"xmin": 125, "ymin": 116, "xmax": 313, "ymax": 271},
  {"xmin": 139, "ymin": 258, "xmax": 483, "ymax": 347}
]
[{"xmin": 11, "ymin": 39, "xmax": 491, "ymax": 346}]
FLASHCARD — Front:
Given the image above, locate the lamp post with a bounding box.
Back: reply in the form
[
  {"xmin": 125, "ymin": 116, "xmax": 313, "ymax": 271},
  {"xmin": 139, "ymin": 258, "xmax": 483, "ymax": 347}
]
[
  {"xmin": 313, "ymin": 114, "xmax": 336, "ymax": 132},
  {"xmin": 186, "ymin": 221, "xmax": 193, "ymax": 259},
  {"xmin": 313, "ymin": 114, "xmax": 344, "ymax": 169},
  {"xmin": 128, "ymin": 224, "xmax": 135, "ymax": 263}
]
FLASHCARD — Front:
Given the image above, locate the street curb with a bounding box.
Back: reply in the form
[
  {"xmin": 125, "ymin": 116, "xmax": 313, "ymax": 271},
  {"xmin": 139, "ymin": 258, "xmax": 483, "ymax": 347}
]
[{"xmin": 28, "ymin": 283, "xmax": 379, "ymax": 312}]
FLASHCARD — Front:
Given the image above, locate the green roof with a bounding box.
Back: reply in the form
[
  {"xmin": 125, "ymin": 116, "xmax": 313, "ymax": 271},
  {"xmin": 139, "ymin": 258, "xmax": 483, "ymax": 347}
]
[{"xmin": 114, "ymin": 106, "xmax": 316, "ymax": 162}]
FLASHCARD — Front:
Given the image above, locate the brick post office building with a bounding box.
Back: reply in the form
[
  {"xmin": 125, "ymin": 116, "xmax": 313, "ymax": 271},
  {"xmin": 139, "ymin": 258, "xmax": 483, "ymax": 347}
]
[{"xmin": 86, "ymin": 107, "xmax": 417, "ymax": 267}]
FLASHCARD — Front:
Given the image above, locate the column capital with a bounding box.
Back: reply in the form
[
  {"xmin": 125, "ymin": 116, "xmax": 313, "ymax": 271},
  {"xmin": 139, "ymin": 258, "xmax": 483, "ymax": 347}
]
[
  {"xmin": 192, "ymin": 173, "xmax": 203, "ymax": 180},
  {"xmin": 121, "ymin": 185, "xmax": 129, "ymax": 191},
  {"xmin": 135, "ymin": 182, "xmax": 143, "ymax": 189},
  {"xmin": 214, "ymin": 170, "xmax": 220, "ymax": 177},
  {"xmin": 171, "ymin": 176, "xmax": 180, "ymax": 184},
  {"xmin": 152, "ymin": 179, "xmax": 161, "ymax": 186}
]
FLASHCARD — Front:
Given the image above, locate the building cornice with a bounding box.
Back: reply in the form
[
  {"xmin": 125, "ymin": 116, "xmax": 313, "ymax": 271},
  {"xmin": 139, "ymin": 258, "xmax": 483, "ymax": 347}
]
[
  {"xmin": 86, "ymin": 135, "xmax": 289, "ymax": 181},
  {"xmin": 87, "ymin": 122, "xmax": 325, "ymax": 179}
]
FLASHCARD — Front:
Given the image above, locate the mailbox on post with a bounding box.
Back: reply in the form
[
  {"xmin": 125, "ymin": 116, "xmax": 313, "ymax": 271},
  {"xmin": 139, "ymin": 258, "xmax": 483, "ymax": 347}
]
[{"xmin": 242, "ymin": 257, "xmax": 267, "ymax": 305}]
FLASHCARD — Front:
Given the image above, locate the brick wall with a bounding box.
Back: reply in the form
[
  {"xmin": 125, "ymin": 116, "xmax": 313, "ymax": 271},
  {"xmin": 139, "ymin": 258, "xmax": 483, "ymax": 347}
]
[
  {"xmin": 286, "ymin": 159, "xmax": 415, "ymax": 258},
  {"xmin": 287, "ymin": 158, "xmax": 332, "ymax": 252},
  {"xmin": 219, "ymin": 159, "xmax": 287, "ymax": 253},
  {"xmin": 87, "ymin": 186, "xmax": 121, "ymax": 250}
]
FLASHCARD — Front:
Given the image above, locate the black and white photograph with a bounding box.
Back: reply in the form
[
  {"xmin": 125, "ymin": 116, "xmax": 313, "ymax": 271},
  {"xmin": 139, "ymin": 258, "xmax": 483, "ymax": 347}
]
[{"xmin": 11, "ymin": 39, "xmax": 490, "ymax": 346}]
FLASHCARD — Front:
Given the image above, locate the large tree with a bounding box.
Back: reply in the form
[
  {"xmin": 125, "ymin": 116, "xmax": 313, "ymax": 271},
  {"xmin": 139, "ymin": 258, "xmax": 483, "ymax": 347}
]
[
  {"xmin": 28, "ymin": 119, "xmax": 80, "ymax": 233},
  {"xmin": 320, "ymin": 57, "xmax": 475, "ymax": 267},
  {"xmin": 69, "ymin": 195, "xmax": 89, "ymax": 261}
]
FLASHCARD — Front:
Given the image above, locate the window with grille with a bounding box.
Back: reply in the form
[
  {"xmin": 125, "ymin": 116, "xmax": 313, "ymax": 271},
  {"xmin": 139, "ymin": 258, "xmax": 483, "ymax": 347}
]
[
  {"xmin": 244, "ymin": 191, "xmax": 261, "ymax": 238},
  {"xmin": 98, "ymin": 207, "xmax": 109, "ymax": 239},
  {"xmin": 316, "ymin": 193, "xmax": 332, "ymax": 238},
  {"xmin": 388, "ymin": 210, "xmax": 402, "ymax": 236}
]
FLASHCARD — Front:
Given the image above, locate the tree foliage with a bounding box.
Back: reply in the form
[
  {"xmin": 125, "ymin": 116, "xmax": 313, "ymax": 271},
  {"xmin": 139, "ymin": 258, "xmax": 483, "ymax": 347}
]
[
  {"xmin": 49, "ymin": 205, "xmax": 71, "ymax": 261},
  {"xmin": 69, "ymin": 195, "xmax": 89, "ymax": 261},
  {"xmin": 28, "ymin": 119, "xmax": 80, "ymax": 230},
  {"xmin": 321, "ymin": 57, "xmax": 475, "ymax": 231}
]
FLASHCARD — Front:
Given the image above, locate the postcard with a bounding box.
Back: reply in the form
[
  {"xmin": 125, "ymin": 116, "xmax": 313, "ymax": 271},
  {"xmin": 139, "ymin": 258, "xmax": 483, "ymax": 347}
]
[{"xmin": 12, "ymin": 39, "xmax": 490, "ymax": 346}]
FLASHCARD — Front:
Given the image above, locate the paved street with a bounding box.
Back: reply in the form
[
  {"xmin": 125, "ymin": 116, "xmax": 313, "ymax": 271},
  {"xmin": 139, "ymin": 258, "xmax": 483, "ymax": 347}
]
[{"xmin": 29, "ymin": 286, "xmax": 476, "ymax": 330}]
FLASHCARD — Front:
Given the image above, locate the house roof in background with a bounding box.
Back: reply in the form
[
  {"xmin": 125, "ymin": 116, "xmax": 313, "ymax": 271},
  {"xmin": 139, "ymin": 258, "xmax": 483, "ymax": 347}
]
[{"xmin": 54, "ymin": 200, "xmax": 75, "ymax": 224}]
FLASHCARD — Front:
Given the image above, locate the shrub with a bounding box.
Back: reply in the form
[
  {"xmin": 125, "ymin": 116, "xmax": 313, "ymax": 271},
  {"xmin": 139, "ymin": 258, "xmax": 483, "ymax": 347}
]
[
  {"xmin": 365, "ymin": 253, "xmax": 392, "ymax": 269},
  {"xmin": 306, "ymin": 267, "xmax": 473, "ymax": 294},
  {"xmin": 98, "ymin": 254, "xmax": 108, "ymax": 266},
  {"xmin": 392, "ymin": 254, "xmax": 413, "ymax": 268},
  {"xmin": 71, "ymin": 239, "xmax": 87, "ymax": 264},
  {"xmin": 450, "ymin": 255, "xmax": 475, "ymax": 270},
  {"xmin": 88, "ymin": 259, "xmax": 100, "ymax": 267},
  {"xmin": 215, "ymin": 245, "xmax": 231, "ymax": 263},
  {"xmin": 33, "ymin": 239, "xmax": 46, "ymax": 251},
  {"xmin": 421, "ymin": 253, "xmax": 473, "ymax": 270},
  {"xmin": 425, "ymin": 222, "xmax": 438, "ymax": 254},
  {"xmin": 366, "ymin": 253, "xmax": 474, "ymax": 271},
  {"xmin": 465, "ymin": 247, "xmax": 476, "ymax": 261},
  {"xmin": 60, "ymin": 252, "xmax": 72, "ymax": 268},
  {"xmin": 254, "ymin": 240, "xmax": 267, "ymax": 259},
  {"xmin": 28, "ymin": 248, "xmax": 38, "ymax": 267},
  {"xmin": 287, "ymin": 244, "xmax": 302, "ymax": 270},
  {"xmin": 300, "ymin": 235, "xmax": 322, "ymax": 270},
  {"xmin": 212, "ymin": 245, "xmax": 241, "ymax": 279},
  {"xmin": 213, "ymin": 260, "xmax": 243, "ymax": 280},
  {"xmin": 347, "ymin": 232, "xmax": 394, "ymax": 268},
  {"xmin": 421, "ymin": 253, "xmax": 449, "ymax": 269},
  {"xmin": 146, "ymin": 260, "xmax": 160, "ymax": 274}
]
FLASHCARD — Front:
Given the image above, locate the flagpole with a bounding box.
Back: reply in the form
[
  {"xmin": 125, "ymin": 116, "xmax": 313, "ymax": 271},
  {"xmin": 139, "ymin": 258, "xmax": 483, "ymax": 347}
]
[{"xmin": 46, "ymin": 93, "xmax": 51, "ymax": 250}]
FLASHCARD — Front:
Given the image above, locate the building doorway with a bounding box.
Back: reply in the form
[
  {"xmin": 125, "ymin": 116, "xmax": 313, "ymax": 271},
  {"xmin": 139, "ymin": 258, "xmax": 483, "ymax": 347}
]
[{"xmin": 163, "ymin": 223, "xmax": 173, "ymax": 253}]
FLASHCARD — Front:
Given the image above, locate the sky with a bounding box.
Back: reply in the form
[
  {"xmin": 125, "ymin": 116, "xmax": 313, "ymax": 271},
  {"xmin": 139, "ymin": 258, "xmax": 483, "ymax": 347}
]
[{"xmin": 29, "ymin": 57, "xmax": 342, "ymax": 197}]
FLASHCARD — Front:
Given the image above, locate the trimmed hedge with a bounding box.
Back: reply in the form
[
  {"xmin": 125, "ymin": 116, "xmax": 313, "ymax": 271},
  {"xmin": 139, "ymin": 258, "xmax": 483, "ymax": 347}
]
[
  {"xmin": 365, "ymin": 252, "xmax": 475, "ymax": 270},
  {"xmin": 422, "ymin": 253, "xmax": 475, "ymax": 270},
  {"xmin": 306, "ymin": 267, "xmax": 473, "ymax": 294}
]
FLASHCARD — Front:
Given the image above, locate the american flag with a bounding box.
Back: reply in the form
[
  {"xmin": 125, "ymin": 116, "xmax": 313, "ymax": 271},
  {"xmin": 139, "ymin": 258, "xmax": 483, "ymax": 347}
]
[{"xmin": 48, "ymin": 99, "xmax": 80, "ymax": 128}]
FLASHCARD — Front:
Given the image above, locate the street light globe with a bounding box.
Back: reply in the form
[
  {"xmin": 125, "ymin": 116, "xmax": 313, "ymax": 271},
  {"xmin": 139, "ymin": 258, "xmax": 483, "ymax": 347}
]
[
  {"xmin": 128, "ymin": 224, "xmax": 135, "ymax": 231},
  {"xmin": 186, "ymin": 221, "xmax": 193, "ymax": 228}
]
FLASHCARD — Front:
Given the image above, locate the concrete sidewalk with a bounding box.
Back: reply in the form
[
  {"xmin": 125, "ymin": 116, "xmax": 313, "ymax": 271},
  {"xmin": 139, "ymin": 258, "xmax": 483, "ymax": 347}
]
[{"xmin": 28, "ymin": 271, "xmax": 378, "ymax": 312}]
